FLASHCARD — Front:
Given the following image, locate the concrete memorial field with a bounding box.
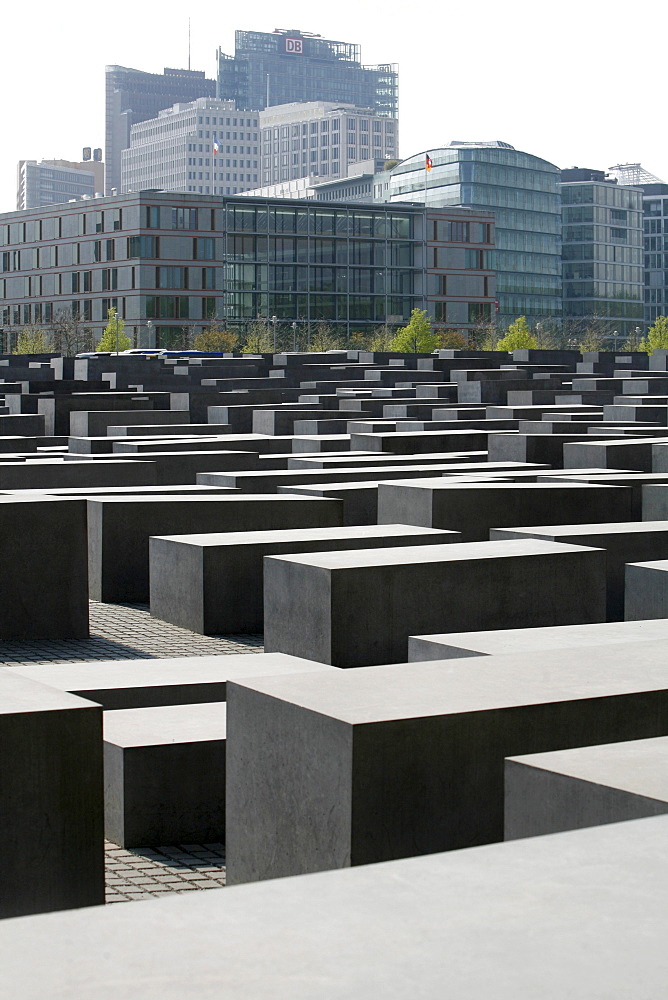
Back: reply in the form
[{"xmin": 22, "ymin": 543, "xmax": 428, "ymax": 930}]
[{"xmin": 2, "ymin": 346, "xmax": 668, "ymax": 995}]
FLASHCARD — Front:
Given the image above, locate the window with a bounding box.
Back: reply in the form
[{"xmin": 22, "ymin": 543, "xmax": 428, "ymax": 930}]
[
  {"xmin": 127, "ymin": 235, "xmax": 159, "ymax": 258},
  {"xmin": 146, "ymin": 206, "xmax": 160, "ymax": 228},
  {"xmin": 172, "ymin": 208, "xmax": 198, "ymax": 230},
  {"xmin": 193, "ymin": 237, "xmax": 215, "ymax": 260}
]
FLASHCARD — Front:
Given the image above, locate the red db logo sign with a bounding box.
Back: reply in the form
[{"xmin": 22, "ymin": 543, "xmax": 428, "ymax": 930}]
[{"xmin": 285, "ymin": 37, "xmax": 303, "ymax": 54}]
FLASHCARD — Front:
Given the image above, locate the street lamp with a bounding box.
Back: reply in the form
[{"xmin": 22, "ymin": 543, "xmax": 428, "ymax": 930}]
[
  {"xmin": 115, "ymin": 311, "xmax": 120, "ymax": 355},
  {"xmin": 271, "ymin": 314, "xmax": 277, "ymax": 351},
  {"xmin": 291, "ymin": 321, "xmax": 297, "ymax": 351},
  {"xmin": 147, "ymin": 319, "xmax": 153, "ymax": 348}
]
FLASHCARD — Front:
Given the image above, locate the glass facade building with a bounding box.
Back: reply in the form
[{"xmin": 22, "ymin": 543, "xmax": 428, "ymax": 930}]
[
  {"xmin": 560, "ymin": 168, "xmax": 644, "ymax": 336},
  {"xmin": 386, "ymin": 142, "xmax": 562, "ymax": 327},
  {"xmin": 641, "ymin": 183, "xmax": 668, "ymax": 325},
  {"xmin": 216, "ymin": 30, "xmax": 398, "ymax": 120},
  {"xmin": 0, "ymin": 192, "xmax": 494, "ymax": 347}
]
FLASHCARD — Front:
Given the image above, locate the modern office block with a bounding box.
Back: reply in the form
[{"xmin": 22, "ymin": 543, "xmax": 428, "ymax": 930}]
[
  {"xmin": 0, "ymin": 191, "xmax": 495, "ymax": 346},
  {"xmin": 560, "ymin": 167, "xmax": 644, "ymax": 340},
  {"xmin": 385, "ymin": 141, "xmax": 562, "ymax": 326},
  {"xmin": 17, "ymin": 158, "xmax": 104, "ymax": 211},
  {"xmin": 105, "ymin": 64, "xmax": 216, "ymax": 195},
  {"xmin": 216, "ymin": 29, "xmax": 398, "ymax": 120},
  {"xmin": 121, "ymin": 98, "xmax": 259, "ymax": 196}
]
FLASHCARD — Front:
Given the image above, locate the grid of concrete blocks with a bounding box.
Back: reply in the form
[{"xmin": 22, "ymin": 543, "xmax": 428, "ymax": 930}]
[{"xmin": 2, "ymin": 347, "xmax": 668, "ymax": 995}]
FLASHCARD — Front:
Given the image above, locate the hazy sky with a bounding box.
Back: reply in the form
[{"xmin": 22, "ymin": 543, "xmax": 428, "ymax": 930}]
[{"xmin": 2, "ymin": 0, "xmax": 665, "ymax": 213}]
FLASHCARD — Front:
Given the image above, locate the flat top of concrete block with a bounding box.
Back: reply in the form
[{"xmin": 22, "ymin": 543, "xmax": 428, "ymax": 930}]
[
  {"xmin": 0, "ymin": 671, "xmax": 99, "ymax": 715},
  {"xmin": 410, "ymin": 619, "xmax": 668, "ymax": 656},
  {"xmin": 277, "ymin": 476, "xmax": 499, "ymax": 496},
  {"xmin": 2, "ymin": 815, "xmax": 667, "ymax": 998},
  {"xmin": 154, "ymin": 524, "xmax": 450, "ymax": 548},
  {"xmin": 230, "ymin": 638, "xmax": 668, "ymax": 723},
  {"xmin": 2, "ymin": 486, "xmax": 231, "ymax": 497},
  {"xmin": 8, "ymin": 652, "xmax": 330, "ymax": 695},
  {"xmin": 492, "ymin": 520, "xmax": 668, "ymax": 538},
  {"xmin": 104, "ymin": 702, "xmax": 227, "ymax": 747},
  {"xmin": 86, "ymin": 494, "xmax": 334, "ymax": 507},
  {"xmin": 627, "ymin": 559, "xmax": 668, "ymax": 570},
  {"xmin": 569, "ymin": 437, "xmax": 668, "ymax": 446},
  {"xmin": 265, "ymin": 538, "xmax": 601, "ymax": 573},
  {"xmin": 377, "ymin": 480, "xmax": 623, "ymax": 493},
  {"xmin": 507, "ymin": 736, "xmax": 668, "ymax": 802}
]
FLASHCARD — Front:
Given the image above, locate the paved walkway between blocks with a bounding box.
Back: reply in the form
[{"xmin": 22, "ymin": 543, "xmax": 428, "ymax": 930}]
[
  {"xmin": 0, "ymin": 601, "xmax": 264, "ymax": 902},
  {"xmin": 0, "ymin": 601, "xmax": 264, "ymax": 665},
  {"xmin": 105, "ymin": 842, "xmax": 227, "ymax": 903}
]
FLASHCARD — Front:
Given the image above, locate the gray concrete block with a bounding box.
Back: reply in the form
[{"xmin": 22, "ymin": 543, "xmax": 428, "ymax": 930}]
[
  {"xmin": 9, "ymin": 652, "xmax": 331, "ymax": 710},
  {"xmin": 408, "ymin": 618, "xmax": 668, "ymax": 660},
  {"xmin": 263, "ymin": 539, "xmax": 607, "ymax": 666},
  {"xmin": 226, "ymin": 639, "xmax": 668, "ymax": 883},
  {"xmin": 0, "ymin": 672, "xmax": 104, "ymax": 917},
  {"xmin": 6, "ymin": 778, "xmax": 658, "ymax": 974},
  {"xmin": 505, "ymin": 737, "xmax": 668, "ymax": 840},
  {"xmin": 150, "ymin": 524, "xmax": 454, "ymax": 634},
  {"xmin": 625, "ymin": 559, "xmax": 668, "ymax": 620},
  {"xmin": 0, "ymin": 497, "xmax": 89, "ymax": 638},
  {"xmin": 377, "ymin": 481, "xmax": 633, "ymax": 541},
  {"xmin": 104, "ymin": 703, "xmax": 226, "ymax": 847},
  {"xmin": 564, "ymin": 437, "xmax": 668, "ymax": 471},
  {"xmin": 642, "ymin": 483, "xmax": 668, "ymax": 520},
  {"xmin": 0, "ymin": 459, "xmax": 158, "ymax": 490},
  {"xmin": 88, "ymin": 493, "xmax": 343, "ymax": 602},
  {"xmin": 70, "ymin": 410, "xmax": 188, "ymax": 438},
  {"xmin": 491, "ymin": 521, "xmax": 668, "ymax": 620},
  {"xmin": 349, "ymin": 429, "xmax": 488, "ymax": 454}
]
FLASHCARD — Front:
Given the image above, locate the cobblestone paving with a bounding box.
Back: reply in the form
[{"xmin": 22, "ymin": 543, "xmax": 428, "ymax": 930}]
[
  {"xmin": 0, "ymin": 601, "xmax": 263, "ymax": 902},
  {"xmin": 0, "ymin": 601, "xmax": 263, "ymax": 665},
  {"xmin": 105, "ymin": 843, "xmax": 226, "ymax": 903}
]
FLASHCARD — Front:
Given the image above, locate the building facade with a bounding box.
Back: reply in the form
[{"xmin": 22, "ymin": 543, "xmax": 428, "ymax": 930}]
[
  {"xmin": 637, "ymin": 182, "xmax": 668, "ymax": 327},
  {"xmin": 122, "ymin": 99, "xmax": 259, "ymax": 196},
  {"xmin": 17, "ymin": 158, "xmax": 105, "ymax": 210},
  {"xmin": 386, "ymin": 141, "xmax": 562, "ymax": 327},
  {"xmin": 105, "ymin": 66, "xmax": 216, "ymax": 195},
  {"xmin": 0, "ymin": 192, "xmax": 494, "ymax": 347},
  {"xmin": 560, "ymin": 167, "xmax": 644, "ymax": 337},
  {"xmin": 258, "ymin": 102, "xmax": 397, "ymax": 185},
  {"xmin": 217, "ymin": 29, "xmax": 398, "ymax": 119}
]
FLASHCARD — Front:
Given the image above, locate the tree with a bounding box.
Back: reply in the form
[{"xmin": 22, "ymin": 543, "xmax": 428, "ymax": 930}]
[
  {"xmin": 496, "ymin": 316, "xmax": 538, "ymax": 351},
  {"xmin": 193, "ymin": 325, "xmax": 238, "ymax": 353},
  {"xmin": 241, "ymin": 320, "xmax": 274, "ymax": 354},
  {"xmin": 390, "ymin": 309, "xmax": 439, "ymax": 353},
  {"xmin": 643, "ymin": 316, "xmax": 668, "ymax": 354},
  {"xmin": 96, "ymin": 308, "xmax": 131, "ymax": 352},
  {"xmin": 438, "ymin": 329, "xmax": 467, "ymax": 350},
  {"xmin": 308, "ymin": 322, "xmax": 344, "ymax": 352},
  {"xmin": 13, "ymin": 325, "xmax": 51, "ymax": 355},
  {"xmin": 52, "ymin": 311, "xmax": 93, "ymax": 355},
  {"xmin": 368, "ymin": 325, "xmax": 395, "ymax": 351}
]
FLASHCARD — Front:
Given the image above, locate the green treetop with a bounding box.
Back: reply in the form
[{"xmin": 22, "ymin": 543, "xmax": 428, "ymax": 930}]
[
  {"xmin": 643, "ymin": 316, "xmax": 668, "ymax": 353},
  {"xmin": 390, "ymin": 309, "xmax": 440, "ymax": 353},
  {"xmin": 96, "ymin": 308, "xmax": 131, "ymax": 352},
  {"xmin": 496, "ymin": 316, "xmax": 538, "ymax": 351}
]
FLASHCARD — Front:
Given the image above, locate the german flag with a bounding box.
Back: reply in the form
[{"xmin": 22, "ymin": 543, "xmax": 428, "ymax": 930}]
[{"xmin": 425, "ymin": 154, "xmax": 433, "ymax": 172}]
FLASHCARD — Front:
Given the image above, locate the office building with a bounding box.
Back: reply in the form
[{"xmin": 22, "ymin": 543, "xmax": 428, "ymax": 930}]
[
  {"xmin": 639, "ymin": 181, "xmax": 668, "ymax": 326},
  {"xmin": 122, "ymin": 99, "xmax": 259, "ymax": 196},
  {"xmin": 0, "ymin": 191, "xmax": 494, "ymax": 346},
  {"xmin": 17, "ymin": 156, "xmax": 104, "ymax": 210},
  {"xmin": 217, "ymin": 29, "xmax": 398, "ymax": 119},
  {"xmin": 560, "ymin": 167, "xmax": 644, "ymax": 337},
  {"xmin": 608, "ymin": 164, "xmax": 668, "ymax": 328},
  {"xmin": 385, "ymin": 141, "xmax": 562, "ymax": 327},
  {"xmin": 105, "ymin": 66, "xmax": 216, "ymax": 195},
  {"xmin": 257, "ymin": 102, "xmax": 397, "ymax": 185}
]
